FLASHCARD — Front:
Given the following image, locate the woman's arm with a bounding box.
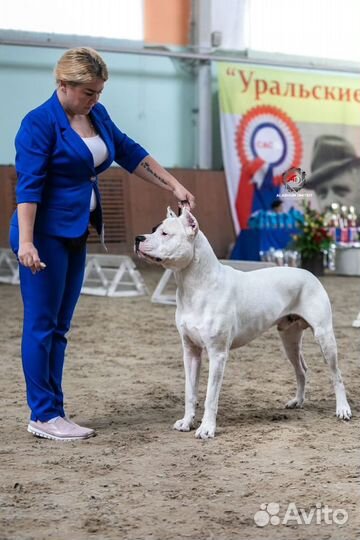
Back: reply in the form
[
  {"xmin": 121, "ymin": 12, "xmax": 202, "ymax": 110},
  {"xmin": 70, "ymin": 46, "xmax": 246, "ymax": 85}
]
[
  {"xmin": 17, "ymin": 203, "xmax": 43, "ymax": 273},
  {"xmin": 14, "ymin": 110, "xmax": 53, "ymax": 273},
  {"xmin": 133, "ymin": 156, "xmax": 195, "ymax": 208}
]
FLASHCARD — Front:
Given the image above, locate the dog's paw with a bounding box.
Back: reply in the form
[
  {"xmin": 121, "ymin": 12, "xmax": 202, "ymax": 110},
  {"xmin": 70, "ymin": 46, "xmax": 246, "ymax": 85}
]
[
  {"xmin": 336, "ymin": 402, "xmax": 352, "ymax": 421},
  {"xmin": 195, "ymin": 422, "xmax": 216, "ymax": 440},
  {"xmin": 173, "ymin": 417, "xmax": 194, "ymax": 432},
  {"xmin": 285, "ymin": 397, "xmax": 304, "ymax": 409}
]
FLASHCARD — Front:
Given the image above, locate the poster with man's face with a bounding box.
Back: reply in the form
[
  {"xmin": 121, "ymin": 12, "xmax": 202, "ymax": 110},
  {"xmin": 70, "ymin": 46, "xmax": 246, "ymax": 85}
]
[{"xmin": 299, "ymin": 123, "xmax": 360, "ymax": 212}]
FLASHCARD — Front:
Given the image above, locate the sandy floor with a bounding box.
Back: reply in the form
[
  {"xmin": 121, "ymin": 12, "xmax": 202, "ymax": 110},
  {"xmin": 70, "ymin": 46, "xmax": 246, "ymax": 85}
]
[{"xmin": 0, "ymin": 265, "xmax": 359, "ymax": 540}]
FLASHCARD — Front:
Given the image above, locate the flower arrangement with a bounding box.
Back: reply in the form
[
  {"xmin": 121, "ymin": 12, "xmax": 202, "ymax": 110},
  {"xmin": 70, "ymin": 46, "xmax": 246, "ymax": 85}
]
[{"xmin": 291, "ymin": 202, "xmax": 333, "ymax": 260}]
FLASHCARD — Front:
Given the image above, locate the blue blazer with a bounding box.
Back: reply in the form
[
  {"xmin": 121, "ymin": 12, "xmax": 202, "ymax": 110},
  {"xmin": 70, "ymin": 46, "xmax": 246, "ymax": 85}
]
[{"xmin": 11, "ymin": 91, "xmax": 148, "ymax": 238}]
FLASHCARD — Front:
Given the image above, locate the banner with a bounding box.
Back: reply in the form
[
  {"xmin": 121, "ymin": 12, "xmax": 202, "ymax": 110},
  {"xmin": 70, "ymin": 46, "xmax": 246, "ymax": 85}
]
[{"xmin": 218, "ymin": 63, "xmax": 360, "ymax": 233}]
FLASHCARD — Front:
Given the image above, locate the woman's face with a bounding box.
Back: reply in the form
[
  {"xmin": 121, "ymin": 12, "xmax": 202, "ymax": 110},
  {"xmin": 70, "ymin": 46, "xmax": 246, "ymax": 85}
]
[{"xmin": 59, "ymin": 79, "xmax": 105, "ymax": 115}]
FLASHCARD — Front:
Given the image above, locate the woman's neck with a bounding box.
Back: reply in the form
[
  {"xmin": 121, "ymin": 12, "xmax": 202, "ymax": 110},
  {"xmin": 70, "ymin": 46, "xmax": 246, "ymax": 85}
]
[{"xmin": 56, "ymin": 88, "xmax": 82, "ymax": 120}]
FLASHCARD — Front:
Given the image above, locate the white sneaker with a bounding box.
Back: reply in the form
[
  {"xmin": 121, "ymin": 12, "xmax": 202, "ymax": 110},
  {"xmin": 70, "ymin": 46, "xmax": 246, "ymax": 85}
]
[
  {"xmin": 28, "ymin": 417, "xmax": 95, "ymax": 441},
  {"xmin": 63, "ymin": 416, "xmax": 95, "ymax": 438}
]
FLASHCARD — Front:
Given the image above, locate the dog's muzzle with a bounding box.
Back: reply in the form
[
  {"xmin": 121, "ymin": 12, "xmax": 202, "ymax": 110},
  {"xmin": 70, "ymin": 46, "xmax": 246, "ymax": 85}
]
[
  {"xmin": 135, "ymin": 235, "xmax": 162, "ymax": 262},
  {"xmin": 135, "ymin": 235, "xmax": 146, "ymax": 252}
]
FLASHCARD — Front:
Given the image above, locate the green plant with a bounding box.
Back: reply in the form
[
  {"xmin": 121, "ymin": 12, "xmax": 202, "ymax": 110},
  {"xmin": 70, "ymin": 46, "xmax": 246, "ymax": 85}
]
[{"xmin": 290, "ymin": 202, "xmax": 333, "ymax": 259}]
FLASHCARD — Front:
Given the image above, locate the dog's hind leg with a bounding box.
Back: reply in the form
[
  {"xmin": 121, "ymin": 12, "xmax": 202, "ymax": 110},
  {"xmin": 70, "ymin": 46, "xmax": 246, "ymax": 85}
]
[
  {"xmin": 278, "ymin": 323, "xmax": 307, "ymax": 409},
  {"xmin": 316, "ymin": 331, "xmax": 352, "ymax": 420},
  {"xmin": 173, "ymin": 337, "xmax": 202, "ymax": 432}
]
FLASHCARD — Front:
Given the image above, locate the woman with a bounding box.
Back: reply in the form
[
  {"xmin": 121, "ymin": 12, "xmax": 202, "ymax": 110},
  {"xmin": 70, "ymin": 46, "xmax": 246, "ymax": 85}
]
[{"xmin": 9, "ymin": 47, "xmax": 195, "ymax": 441}]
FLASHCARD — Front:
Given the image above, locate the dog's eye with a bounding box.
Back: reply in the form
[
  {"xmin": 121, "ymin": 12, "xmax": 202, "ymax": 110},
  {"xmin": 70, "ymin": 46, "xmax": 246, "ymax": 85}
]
[{"xmin": 161, "ymin": 231, "xmax": 168, "ymax": 236}]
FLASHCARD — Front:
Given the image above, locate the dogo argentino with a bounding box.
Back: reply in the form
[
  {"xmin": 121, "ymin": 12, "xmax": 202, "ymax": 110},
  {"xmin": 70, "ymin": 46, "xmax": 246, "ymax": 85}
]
[{"xmin": 135, "ymin": 208, "xmax": 352, "ymax": 439}]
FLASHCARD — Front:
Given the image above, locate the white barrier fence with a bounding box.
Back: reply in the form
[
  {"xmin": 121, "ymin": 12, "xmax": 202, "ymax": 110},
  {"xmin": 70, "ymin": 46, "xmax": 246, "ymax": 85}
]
[
  {"xmin": 0, "ymin": 249, "xmax": 148, "ymax": 298},
  {"xmin": 82, "ymin": 254, "xmax": 148, "ymax": 297},
  {"xmin": 0, "ymin": 249, "xmax": 19, "ymax": 285}
]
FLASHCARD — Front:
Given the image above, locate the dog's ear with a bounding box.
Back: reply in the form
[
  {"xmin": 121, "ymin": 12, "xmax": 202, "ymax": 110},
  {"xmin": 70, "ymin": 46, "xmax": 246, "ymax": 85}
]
[
  {"xmin": 167, "ymin": 207, "xmax": 177, "ymax": 219},
  {"xmin": 180, "ymin": 209, "xmax": 199, "ymax": 237}
]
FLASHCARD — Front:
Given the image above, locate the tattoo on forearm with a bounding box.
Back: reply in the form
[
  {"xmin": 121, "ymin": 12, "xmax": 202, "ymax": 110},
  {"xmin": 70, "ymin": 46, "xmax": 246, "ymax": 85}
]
[{"xmin": 142, "ymin": 161, "xmax": 168, "ymax": 186}]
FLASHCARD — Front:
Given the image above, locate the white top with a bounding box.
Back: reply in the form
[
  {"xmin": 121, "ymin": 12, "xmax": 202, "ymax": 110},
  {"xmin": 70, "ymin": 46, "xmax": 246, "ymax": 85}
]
[{"xmin": 82, "ymin": 135, "xmax": 109, "ymax": 211}]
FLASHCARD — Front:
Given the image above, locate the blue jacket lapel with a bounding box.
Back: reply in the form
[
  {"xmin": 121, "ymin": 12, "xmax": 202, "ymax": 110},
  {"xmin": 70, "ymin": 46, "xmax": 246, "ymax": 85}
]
[{"xmin": 50, "ymin": 91, "xmax": 97, "ymax": 174}]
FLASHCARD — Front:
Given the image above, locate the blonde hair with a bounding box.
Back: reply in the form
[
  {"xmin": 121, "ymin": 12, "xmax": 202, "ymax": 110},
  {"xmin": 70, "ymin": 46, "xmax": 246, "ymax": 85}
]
[{"xmin": 55, "ymin": 47, "xmax": 108, "ymax": 85}]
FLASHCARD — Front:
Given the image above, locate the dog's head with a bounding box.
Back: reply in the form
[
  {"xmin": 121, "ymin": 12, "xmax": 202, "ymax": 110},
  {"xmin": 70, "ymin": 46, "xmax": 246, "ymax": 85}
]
[{"xmin": 134, "ymin": 207, "xmax": 199, "ymax": 270}]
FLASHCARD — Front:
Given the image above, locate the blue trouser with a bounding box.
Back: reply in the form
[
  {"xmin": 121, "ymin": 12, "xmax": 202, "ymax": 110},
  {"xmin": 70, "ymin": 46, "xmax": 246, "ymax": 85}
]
[{"xmin": 10, "ymin": 227, "xmax": 86, "ymax": 422}]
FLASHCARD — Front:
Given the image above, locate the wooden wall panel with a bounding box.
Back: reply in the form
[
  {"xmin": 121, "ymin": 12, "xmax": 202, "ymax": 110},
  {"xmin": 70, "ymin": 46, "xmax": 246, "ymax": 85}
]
[
  {"xmin": 0, "ymin": 166, "xmax": 235, "ymax": 258},
  {"xmin": 126, "ymin": 168, "xmax": 235, "ymax": 257},
  {"xmin": 87, "ymin": 168, "xmax": 130, "ymax": 247}
]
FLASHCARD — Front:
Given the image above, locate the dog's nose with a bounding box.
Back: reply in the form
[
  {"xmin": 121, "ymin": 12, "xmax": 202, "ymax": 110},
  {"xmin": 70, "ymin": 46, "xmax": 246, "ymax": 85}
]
[{"xmin": 135, "ymin": 235, "xmax": 146, "ymax": 250}]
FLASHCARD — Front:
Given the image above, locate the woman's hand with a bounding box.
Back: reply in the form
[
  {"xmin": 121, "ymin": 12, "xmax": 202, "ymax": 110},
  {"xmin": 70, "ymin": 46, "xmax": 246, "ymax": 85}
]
[
  {"xmin": 172, "ymin": 182, "xmax": 196, "ymax": 210},
  {"xmin": 17, "ymin": 203, "xmax": 45, "ymax": 274},
  {"xmin": 18, "ymin": 242, "xmax": 45, "ymax": 274}
]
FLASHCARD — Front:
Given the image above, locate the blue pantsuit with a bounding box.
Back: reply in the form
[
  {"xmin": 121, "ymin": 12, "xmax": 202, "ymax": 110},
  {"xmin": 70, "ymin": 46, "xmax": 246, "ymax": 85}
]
[
  {"xmin": 10, "ymin": 228, "xmax": 86, "ymax": 421},
  {"xmin": 10, "ymin": 91, "xmax": 148, "ymax": 421}
]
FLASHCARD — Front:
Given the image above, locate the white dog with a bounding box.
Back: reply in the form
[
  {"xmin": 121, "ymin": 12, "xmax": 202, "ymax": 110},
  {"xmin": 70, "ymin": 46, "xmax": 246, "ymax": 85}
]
[{"xmin": 135, "ymin": 208, "xmax": 352, "ymax": 439}]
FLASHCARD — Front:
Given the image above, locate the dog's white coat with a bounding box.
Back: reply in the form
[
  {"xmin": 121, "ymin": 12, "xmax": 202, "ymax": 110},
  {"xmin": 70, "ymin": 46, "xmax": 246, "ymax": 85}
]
[{"xmin": 136, "ymin": 208, "xmax": 352, "ymax": 439}]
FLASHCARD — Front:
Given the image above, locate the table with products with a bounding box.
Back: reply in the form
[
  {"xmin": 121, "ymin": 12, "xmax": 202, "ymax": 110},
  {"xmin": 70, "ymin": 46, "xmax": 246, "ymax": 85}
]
[
  {"xmin": 230, "ymin": 207, "xmax": 303, "ymax": 261},
  {"xmin": 230, "ymin": 228, "xmax": 299, "ymax": 261}
]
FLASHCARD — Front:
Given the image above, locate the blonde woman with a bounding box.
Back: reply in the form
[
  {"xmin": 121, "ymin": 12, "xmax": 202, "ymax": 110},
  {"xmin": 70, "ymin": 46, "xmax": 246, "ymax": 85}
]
[{"xmin": 9, "ymin": 47, "xmax": 195, "ymax": 441}]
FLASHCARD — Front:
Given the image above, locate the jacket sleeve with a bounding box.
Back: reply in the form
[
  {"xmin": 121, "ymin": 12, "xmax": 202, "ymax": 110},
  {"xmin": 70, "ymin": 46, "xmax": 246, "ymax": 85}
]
[
  {"xmin": 110, "ymin": 119, "xmax": 149, "ymax": 173},
  {"xmin": 15, "ymin": 110, "xmax": 54, "ymax": 204},
  {"xmin": 95, "ymin": 103, "xmax": 148, "ymax": 172}
]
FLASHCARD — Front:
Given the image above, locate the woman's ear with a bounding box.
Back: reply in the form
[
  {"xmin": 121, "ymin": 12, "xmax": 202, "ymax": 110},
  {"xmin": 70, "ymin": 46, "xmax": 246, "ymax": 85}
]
[{"xmin": 59, "ymin": 80, "xmax": 67, "ymax": 93}]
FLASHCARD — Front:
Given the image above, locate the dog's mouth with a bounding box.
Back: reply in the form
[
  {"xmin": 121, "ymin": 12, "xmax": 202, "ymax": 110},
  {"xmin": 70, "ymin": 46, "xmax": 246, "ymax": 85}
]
[{"xmin": 136, "ymin": 248, "xmax": 162, "ymax": 263}]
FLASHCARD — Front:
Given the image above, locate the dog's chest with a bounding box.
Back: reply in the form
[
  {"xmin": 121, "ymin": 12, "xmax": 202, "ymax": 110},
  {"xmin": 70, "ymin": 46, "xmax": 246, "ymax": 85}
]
[
  {"xmin": 177, "ymin": 316, "xmax": 206, "ymax": 347},
  {"xmin": 176, "ymin": 307, "xmax": 231, "ymax": 348},
  {"xmin": 176, "ymin": 303, "xmax": 210, "ymax": 343}
]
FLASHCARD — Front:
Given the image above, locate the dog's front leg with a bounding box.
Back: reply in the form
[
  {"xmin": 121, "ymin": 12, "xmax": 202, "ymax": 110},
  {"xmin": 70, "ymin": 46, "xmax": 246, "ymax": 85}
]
[
  {"xmin": 173, "ymin": 337, "xmax": 202, "ymax": 432},
  {"xmin": 196, "ymin": 345, "xmax": 228, "ymax": 439}
]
